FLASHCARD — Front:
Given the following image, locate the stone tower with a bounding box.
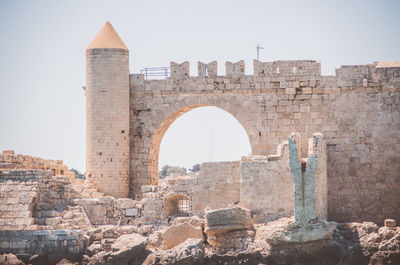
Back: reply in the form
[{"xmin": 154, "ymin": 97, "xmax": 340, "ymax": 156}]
[{"xmin": 86, "ymin": 22, "xmax": 130, "ymax": 197}]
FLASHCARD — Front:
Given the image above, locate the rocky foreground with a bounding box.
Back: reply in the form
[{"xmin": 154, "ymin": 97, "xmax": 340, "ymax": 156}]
[{"xmin": 0, "ymin": 212, "xmax": 399, "ymax": 265}]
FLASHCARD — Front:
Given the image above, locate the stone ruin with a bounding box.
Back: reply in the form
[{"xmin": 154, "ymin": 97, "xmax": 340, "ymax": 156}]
[
  {"xmin": 84, "ymin": 22, "xmax": 399, "ymax": 227},
  {"xmin": 0, "ymin": 21, "xmax": 399, "ymax": 264}
]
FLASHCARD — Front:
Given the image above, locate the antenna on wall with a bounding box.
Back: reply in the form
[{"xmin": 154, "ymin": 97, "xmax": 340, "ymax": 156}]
[
  {"xmin": 209, "ymin": 129, "xmax": 213, "ymax": 162},
  {"xmin": 257, "ymin": 44, "xmax": 264, "ymax": 60}
]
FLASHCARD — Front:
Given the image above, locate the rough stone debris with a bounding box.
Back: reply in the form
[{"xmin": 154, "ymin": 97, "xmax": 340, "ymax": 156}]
[
  {"xmin": 204, "ymin": 207, "xmax": 254, "ymax": 254},
  {"xmin": 103, "ymin": 233, "xmax": 147, "ymax": 265},
  {"xmin": 1, "ymin": 21, "xmax": 400, "ymax": 264},
  {"xmin": 143, "ymin": 238, "xmax": 205, "ymax": 265},
  {"xmin": 161, "ymin": 222, "xmax": 204, "ymax": 249}
]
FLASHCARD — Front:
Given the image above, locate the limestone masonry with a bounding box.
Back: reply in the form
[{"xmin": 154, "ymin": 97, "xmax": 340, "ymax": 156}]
[
  {"xmin": 0, "ymin": 22, "xmax": 399, "ymax": 264},
  {"xmin": 84, "ymin": 22, "xmax": 399, "ymax": 226}
]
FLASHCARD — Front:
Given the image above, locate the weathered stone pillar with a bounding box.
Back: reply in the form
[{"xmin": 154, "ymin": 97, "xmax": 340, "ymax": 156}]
[{"xmin": 289, "ymin": 133, "xmax": 326, "ymax": 224}]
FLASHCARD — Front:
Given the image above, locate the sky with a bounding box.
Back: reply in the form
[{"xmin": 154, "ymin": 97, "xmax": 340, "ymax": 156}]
[{"xmin": 0, "ymin": 0, "xmax": 399, "ymax": 172}]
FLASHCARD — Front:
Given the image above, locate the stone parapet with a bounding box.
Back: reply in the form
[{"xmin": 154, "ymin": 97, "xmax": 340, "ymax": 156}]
[{"xmin": 130, "ymin": 60, "xmax": 400, "ymax": 94}]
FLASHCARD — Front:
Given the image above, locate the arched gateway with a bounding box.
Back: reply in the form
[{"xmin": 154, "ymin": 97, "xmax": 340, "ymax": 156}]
[
  {"xmin": 149, "ymin": 104, "xmax": 252, "ymax": 186},
  {"xmin": 85, "ymin": 22, "xmax": 400, "ymax": 224}
]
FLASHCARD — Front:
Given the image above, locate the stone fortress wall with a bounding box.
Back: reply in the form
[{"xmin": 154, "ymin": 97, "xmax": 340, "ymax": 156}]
[
  {"xmin": 80, "ymin": 22, "xmax": 400, "ymax": 226},
  {"xmin": 128, "ymin": 59, "xmax": 400, "ymax": 225},
  {"xmin": 1, "ymin": 22, "xmax": 399, "ymax": 264},
  {"xmin": 138, "ymin": 132, "xmax": 327, "ymax": 224}
]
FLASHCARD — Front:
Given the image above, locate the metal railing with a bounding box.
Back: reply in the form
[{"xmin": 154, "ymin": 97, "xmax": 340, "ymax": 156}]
[{"xmin": 140, "ymin": 67, "xmax": 170, "ymax": 80}]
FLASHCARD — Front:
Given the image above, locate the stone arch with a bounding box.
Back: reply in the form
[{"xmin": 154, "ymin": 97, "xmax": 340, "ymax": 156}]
[
  {"xmin": 130, "ymin": 95, "xmax": 256, "ymax": 197},
  {"xmin": 149, "ymin": 103, "xmax": 253, "ymax": 186}
]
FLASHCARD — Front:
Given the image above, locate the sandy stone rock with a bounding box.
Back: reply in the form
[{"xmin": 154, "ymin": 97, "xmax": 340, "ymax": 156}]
[
  {"xmin": 144, "ymin": 238, "xmax": 205, "ymax": 265},
  {"xmin": 104, "ymin": 233, "xmax": 147, "ymax": 265},
  {"xmin": 172, "ymin": 216, "xmax": 204, "ymax": 228},
  {"xmin": 349, "ymin": 222, "xmax": 380, "ymax": 237},
  {"xmin": 0, "ymin": 254, "xmax": 25, "ymax": 265},
  {"xmin": 266, "ymin": 220, "xmax": 336, "ymax": 246},
  {"xmin": 55, "ymin": 259, "xmax": 76, "ymax": 265},
  {"xmin": 86, "ymin": 251, "xmax": 107, "ymax": 265},
  {"xmin": 86, "ymin": 243, "xmax": 103, "ymax": 257},
  {"xmin": 205, "ymin": 207, "xmax": 251, "ymax": 232},
  {"xmin": 162, "ymin": 222, "xmax": 204, "ymax": 249},
  {"xmin": 101, "ymin": 226, "xmax": 121, "ymax": 239},
  {"xmin": 87, "ymin": 227, "xmax": 102, "ymax": 244},
  {"xmin": 148, "ymin": 230, "xmax": 163, "ymax": 248},
  {"xmin": 378, "ymin": 232, "xmax": 400, "ymax": 251},
  {"xmin": 204, "ymin": 207, "xmax": 253, "ymax": 254},
  {"xmin": 379, "ymin": 226, "xmax": 397, "ymax": 241},
  {"xmin": 101, "ymin": 238, "xmax": 116, "ymax": 252},
  {"xmin": 117, "ymin": 225, "xmax": 136, "ymax": 235},
  {"xmin": 254, "ymin": 217, "xmax": 294, "ymax": 241}
]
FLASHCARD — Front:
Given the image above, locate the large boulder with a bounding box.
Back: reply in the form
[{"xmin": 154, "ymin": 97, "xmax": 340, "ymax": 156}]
[
  {"xmin": 86, "ymin": 251, "xmax": 107, "ymax": 265},
  {"xmin": 205, "ymin": 207, "xmax": 251, "ymax": 233},
  {"xmin": 55, "ymin": 259, "xmax": 76, "ymax": 265},
  {"xmin": 104, "ymin": 233, "xmax": 147, "ymax": 265},
  {"xmin": 266, "ymin": 220, "xmax": 336, "ymax": 246},
  {"xmin": 0, "ymin": 254, "xmax": 25, "ymax": 265},
  {"xmin": 204, "ymin": 207, "xmax": 253, "ymax": 254},
  {"xmin": 162, "ymin": 222, "xmax": 204, "ymax": 249},
  {"xmin": 85, "ymin": 243, "xmax": 103, "ymax": 257},
  {"xmin": 144, "ymin": 238, "xmax": 205, "ymax": 265}
]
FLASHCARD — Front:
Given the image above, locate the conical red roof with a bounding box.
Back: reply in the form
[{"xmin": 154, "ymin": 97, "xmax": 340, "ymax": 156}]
[{"xmin": 87, "ymin": 22, "xmax": 127, "ymax": 50}]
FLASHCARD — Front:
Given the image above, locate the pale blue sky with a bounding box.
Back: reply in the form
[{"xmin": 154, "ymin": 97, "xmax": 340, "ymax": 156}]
[{"xmin": 0, "ymin": 0, "xmax": 399, "ymax": 171}]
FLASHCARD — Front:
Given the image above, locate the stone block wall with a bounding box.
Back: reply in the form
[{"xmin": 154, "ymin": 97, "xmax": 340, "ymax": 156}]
[
  {"xmin": 240, "ymin": 143, "xmax": 294, "ymax": 223},
  {"xmin": 0, "ymin": 170, "xmax": 40, "ymax": 230},
  {"xmin": 0, "ymin": 230, "xmax": 88, "ymax": 260},
  {"xmin": 0, "ymin": 150, "xmax": 73, "ymax": 178},
  {"xmin": 74, "ymin": 196, "xmax": 139, "ymax": 225},
  {"xmin": 129, "ymin": 61, "xmax": 400, "ymax": 225},
  {"xmin": 0, "ymin": 170, "xmax": 83, "ymax": 230},
  {"xmin": 194, "ymin": 161, "xmax": 241, "ymax": 213},
  {"xmin": 140, "ymin": 161, "xmax": 241, "ymax": 222}
]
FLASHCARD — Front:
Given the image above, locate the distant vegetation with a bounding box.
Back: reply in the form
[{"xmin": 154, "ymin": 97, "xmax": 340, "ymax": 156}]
[
  {"xmin": 159, "ymin": 165, "xmax": 187, "ymax": 178},
  {"xmin": 159, "ymin": 163, "xmax": 202, "ymax": 178},
  {"xmin": 190, "ymin": 163, "xmax": 201, "ymax": 172},
  {"xmin": 70, "ymin": 168, "xmax": 86, "ymax": 179}
]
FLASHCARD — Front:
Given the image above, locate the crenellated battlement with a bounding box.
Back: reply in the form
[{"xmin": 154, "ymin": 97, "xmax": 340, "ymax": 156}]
[{"xmin": 130, "ymin": 60, "xmax": 400, "ymax": 94}]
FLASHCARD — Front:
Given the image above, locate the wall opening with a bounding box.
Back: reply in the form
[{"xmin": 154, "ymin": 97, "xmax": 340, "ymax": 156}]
[
  {"xmin": 150, "ymin": 106, "xmax": 252, "ymax": 185},
  {"xmin": 164, "ymin": 194, "xmax": 191, "ymax": 217}
]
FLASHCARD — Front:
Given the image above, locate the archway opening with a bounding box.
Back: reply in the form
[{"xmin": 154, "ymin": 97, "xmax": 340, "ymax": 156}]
[{"xmin": 150, "ymin": 106, "xmax": 252, "ymax": 184}]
